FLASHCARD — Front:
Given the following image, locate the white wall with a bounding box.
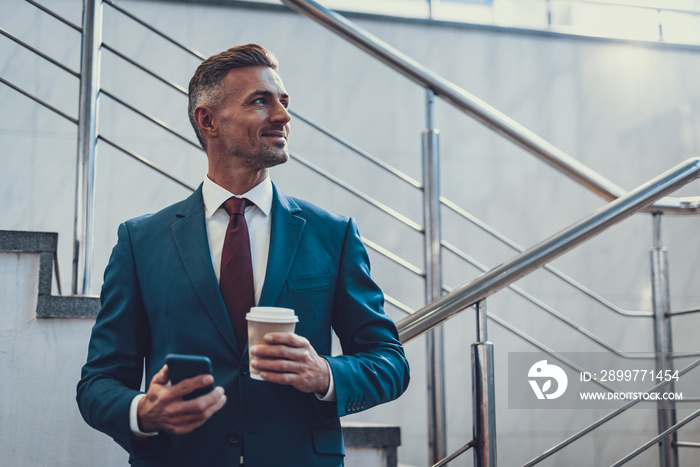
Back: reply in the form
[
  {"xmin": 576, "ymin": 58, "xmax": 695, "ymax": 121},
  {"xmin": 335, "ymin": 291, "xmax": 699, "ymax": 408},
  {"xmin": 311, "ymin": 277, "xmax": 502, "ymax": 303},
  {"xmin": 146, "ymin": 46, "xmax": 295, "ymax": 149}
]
[
  {"xmin": 0, "ymin": 252, "xmax": 130, "ymax": 466},
  {"xmin": 2, "ymin": 0, "xmax": 700, "ymax": 465}
]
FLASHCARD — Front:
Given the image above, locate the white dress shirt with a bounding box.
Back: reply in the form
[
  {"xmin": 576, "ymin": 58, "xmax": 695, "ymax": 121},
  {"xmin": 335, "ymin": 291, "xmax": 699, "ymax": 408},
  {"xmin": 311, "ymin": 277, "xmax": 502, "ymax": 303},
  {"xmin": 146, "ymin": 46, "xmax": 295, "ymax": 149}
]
[
  {"xmin": 130, "ymin": 176, "xmax": 334, "ymax": 437},
  {"xmin": 202, "ymin": 175, "xmax": 273, "ymax": 306}
]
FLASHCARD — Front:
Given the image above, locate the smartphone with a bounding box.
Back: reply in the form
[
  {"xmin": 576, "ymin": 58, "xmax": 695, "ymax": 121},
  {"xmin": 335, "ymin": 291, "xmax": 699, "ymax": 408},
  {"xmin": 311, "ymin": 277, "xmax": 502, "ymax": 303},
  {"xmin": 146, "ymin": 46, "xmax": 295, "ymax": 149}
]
[{"xmin": 165, "ymin": 354, "xmax": 215, "ymax": 400}]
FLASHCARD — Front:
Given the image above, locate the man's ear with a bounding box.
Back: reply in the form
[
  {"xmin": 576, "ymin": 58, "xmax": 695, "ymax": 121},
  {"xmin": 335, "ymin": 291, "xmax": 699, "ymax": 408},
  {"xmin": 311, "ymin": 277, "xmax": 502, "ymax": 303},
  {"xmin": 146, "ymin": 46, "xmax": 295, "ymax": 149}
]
[{"xmin": 194, "ymin": 105, "xmax": 217, "ymax": 139}]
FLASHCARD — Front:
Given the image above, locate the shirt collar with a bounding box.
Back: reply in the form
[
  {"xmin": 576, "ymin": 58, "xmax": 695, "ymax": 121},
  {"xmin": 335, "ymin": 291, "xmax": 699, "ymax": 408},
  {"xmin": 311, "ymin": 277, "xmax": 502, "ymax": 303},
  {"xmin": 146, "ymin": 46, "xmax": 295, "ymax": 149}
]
[{"xmin": 202, "ymin": 176, "xmax": 273, "ymax": 218}]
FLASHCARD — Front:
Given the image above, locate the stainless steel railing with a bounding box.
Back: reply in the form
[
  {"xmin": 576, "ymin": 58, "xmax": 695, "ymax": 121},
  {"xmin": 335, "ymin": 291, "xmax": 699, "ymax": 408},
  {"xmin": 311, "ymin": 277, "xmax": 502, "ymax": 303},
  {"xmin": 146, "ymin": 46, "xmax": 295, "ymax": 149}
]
[
  {"xmin": 3, "ymin": 5, "xmax": 653, "ymax": 323},
  {"xmin": 397, "ymin": 158, "xmax": 700, "ymax": 342},
  {"xmin": 280, "ymin": 0, "xmax": 700, "ymax": 216},
  {"xmin": 277, "ymin": 1, "xmax": 700, "ymax": 466},
  {"xmin": 4, "ymin": 1, "xmax": 700, "ymax": 466},
  {"xmin": 7, "ymin": 0, "xmax": 665, "ymax": 322}
]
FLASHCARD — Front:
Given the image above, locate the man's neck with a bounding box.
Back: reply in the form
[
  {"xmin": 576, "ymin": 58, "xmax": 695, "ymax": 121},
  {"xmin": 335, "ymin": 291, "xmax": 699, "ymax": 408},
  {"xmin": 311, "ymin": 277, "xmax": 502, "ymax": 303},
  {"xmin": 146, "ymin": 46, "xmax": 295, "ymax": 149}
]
[{"xmin": 206, "ymin": 169, "xmax": 269, "ymax": 196}]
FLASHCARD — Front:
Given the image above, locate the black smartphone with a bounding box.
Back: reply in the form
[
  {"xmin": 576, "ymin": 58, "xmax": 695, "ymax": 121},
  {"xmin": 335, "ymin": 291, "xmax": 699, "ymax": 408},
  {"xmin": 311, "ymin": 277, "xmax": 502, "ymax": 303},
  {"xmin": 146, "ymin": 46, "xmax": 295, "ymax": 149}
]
[{"xmin": 165, "ymin": 354, "xmax": 215, "ymax": 400}]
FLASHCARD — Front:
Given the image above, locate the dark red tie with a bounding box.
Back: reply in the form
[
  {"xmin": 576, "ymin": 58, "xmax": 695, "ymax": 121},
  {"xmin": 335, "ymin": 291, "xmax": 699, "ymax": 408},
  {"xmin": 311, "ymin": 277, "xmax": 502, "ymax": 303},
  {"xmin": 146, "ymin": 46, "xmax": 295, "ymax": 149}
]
[{"xmin": 220, "ymin": 197, "xmax": 255, "ymax": 350}]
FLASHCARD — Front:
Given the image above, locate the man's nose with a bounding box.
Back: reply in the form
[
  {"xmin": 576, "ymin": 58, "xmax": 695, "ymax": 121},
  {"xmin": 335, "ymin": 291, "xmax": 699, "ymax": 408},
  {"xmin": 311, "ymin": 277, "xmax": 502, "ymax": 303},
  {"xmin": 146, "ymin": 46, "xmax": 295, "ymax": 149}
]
[{"xmin": 270, "ymin": 101, "xmax": 291, "ymax": 124}]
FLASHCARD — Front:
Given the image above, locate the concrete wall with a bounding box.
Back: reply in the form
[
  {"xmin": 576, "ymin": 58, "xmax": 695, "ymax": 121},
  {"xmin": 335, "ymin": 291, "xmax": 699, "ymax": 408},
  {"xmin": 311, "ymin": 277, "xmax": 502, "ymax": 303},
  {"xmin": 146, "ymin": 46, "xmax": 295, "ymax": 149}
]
[
  {"xmin": 2, "ymin": 0, "xmax": 700, "ymax": 465},
  {"xmin": 0, "ymin": 251, "xmax": 130, "ymax": 466}
]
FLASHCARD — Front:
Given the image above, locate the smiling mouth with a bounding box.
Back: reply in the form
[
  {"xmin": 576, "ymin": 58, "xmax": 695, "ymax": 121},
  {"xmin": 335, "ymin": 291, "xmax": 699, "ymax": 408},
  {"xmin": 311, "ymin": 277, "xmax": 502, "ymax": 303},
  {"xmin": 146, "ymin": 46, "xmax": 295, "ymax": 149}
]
[{"xmin": 261, "ymin": 131, "xmax": 287, "ymax": 146}]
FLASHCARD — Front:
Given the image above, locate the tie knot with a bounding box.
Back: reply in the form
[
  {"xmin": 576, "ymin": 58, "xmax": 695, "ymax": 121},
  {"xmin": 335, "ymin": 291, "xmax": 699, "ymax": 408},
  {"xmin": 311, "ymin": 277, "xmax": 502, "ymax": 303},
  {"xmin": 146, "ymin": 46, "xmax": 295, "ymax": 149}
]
[{"xmin": 222, "ymin": 197, "xmax": 249, "ymax": 216}]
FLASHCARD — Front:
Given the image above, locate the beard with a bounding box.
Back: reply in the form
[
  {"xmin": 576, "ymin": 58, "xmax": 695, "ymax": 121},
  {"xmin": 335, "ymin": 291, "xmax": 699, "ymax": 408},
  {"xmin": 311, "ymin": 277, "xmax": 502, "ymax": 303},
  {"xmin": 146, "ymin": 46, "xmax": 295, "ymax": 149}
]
[{"xmin": 225, "ymin": 141, "xmax": 289, "ymax": 171}]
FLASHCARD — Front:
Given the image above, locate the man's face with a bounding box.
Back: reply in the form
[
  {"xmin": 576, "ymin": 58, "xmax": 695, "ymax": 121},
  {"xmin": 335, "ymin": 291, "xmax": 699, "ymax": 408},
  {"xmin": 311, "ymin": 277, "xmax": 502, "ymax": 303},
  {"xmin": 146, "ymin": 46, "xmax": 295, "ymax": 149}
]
[{"xmin": 212, "ymin": 66, "xmax": 291, "ymax": 170}]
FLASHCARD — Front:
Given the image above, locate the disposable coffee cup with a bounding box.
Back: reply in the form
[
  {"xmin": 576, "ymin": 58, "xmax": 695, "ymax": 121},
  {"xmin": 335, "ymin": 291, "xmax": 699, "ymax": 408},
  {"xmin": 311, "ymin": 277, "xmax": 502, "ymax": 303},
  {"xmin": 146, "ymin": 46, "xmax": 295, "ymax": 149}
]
[{"xmin": 246, "ymin": 307, "xmax": 298, "ymax": 380}]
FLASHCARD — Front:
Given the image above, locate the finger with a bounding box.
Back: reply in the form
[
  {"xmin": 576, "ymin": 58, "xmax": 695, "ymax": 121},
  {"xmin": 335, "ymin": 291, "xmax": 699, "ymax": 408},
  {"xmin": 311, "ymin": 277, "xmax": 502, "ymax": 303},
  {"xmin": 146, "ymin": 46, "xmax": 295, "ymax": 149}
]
[
  {"xmin": 152, "ymin": 365, "xmax": 169, "ymax": 385},
  {"xmin": 168, "ymin": 393, "xmax": 225, "ymax": 435},
  {"xmin": 170, "ymin": 374, "xmax": 215, "ymax": 399},
  {"xmin": 250, "ymin": 343, "xmax": 292, "ymax": 359},
  {"xmin": 195, "ymin": 385, "xmax": 226, "ymax": 408},
  {"xmin": 262, "ymin": 332, "xmax": 307, "ymax": 347},
  {"xmin": 254, "ymin": 345, "xmax": 315, "ymax": 365},
  {"xmin": 160, "ymin": 388, "xmax": 225, "ymax": 432},
  {"xmin": 251, "ymin": 356, "xmax": 303, "ymax": 374},
  {"xmin": 171, "ymin": 394, "xmax": 226, "ymax": 434}
]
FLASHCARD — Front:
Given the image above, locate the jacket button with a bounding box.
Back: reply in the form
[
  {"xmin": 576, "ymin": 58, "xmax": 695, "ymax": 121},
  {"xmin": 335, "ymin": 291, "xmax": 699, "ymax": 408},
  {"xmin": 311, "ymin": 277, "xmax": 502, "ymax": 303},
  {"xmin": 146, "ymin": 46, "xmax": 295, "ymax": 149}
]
[
  {"xmin": 360, "ymin": 401, "xmax": 367, "ymax": 409},
  {"xmin": 228, "ymin": 432, "xmax": 241, "ymax": 444},
  {"xmin": 241, "ymin": 368, "xmax": 249, "ymax": 376}
]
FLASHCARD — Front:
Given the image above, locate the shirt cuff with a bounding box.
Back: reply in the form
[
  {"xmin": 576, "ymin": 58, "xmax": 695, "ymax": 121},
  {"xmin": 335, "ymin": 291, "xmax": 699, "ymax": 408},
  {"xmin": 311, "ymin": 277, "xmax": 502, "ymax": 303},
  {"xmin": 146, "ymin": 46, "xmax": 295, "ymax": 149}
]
[
  {"xmin": 315, "ymin": 358, "xmax": 336, "ymax": 402},
  {"xmin": 130, "ymin": 394, "xmax": 159, "ymax": 438}
]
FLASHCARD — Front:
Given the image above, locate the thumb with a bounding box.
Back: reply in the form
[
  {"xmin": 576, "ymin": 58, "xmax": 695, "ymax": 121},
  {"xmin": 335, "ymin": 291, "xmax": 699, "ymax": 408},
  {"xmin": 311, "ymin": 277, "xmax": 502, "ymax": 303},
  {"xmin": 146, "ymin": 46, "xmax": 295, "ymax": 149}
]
[{"xmin": 152, "ymin": 365, "xmax": 169, "ymax": 385}]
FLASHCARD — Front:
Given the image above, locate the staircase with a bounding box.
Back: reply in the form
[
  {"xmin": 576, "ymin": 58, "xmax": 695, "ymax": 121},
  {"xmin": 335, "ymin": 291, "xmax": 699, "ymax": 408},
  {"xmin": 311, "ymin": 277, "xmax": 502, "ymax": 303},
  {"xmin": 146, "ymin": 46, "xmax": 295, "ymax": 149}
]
[{"xmin": 3, "ymin": 1, "xmax": 700, "ymax": 466}]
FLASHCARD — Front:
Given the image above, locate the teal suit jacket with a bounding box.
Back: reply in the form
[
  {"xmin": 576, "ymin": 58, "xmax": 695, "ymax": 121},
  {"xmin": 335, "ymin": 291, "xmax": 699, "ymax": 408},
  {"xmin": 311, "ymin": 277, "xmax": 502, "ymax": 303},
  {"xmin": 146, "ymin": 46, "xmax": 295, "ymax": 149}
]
[{"xmin": 77, "ymin": 184, "xmax": 410, "ymax": 466}]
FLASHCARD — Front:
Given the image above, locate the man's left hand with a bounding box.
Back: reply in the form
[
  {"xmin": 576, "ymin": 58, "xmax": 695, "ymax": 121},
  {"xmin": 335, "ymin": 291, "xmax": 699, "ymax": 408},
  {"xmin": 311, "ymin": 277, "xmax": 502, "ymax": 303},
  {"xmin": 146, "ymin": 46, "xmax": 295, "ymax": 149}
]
[{"xmin": 249, "ymin": 333, "xmax": 330, "ymax": 394}]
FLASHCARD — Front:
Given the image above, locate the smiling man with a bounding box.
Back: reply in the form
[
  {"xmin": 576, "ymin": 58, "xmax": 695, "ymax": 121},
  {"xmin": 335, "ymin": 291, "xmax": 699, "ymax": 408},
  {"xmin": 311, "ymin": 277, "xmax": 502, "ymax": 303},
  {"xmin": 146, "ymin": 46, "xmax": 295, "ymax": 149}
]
[{"xmin": 77, "ymin": 44, "xmax": 410, "ymax": 467}]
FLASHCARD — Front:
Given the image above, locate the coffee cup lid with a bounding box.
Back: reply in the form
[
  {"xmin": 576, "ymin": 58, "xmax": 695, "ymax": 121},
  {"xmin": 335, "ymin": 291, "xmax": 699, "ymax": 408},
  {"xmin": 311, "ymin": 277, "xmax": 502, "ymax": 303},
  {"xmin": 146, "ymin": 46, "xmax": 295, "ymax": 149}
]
[{"xmin": 245, "ymin": 307, "xmax": 298, "ymax": 323}]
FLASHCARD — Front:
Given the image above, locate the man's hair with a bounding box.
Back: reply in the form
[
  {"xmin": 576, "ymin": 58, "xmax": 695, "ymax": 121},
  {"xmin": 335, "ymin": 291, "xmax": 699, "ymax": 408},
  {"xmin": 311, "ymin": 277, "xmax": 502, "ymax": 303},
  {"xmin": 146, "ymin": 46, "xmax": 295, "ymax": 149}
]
[{"xmin": 188, "ymin": 43, "xmax": 279, "ymax": 150}]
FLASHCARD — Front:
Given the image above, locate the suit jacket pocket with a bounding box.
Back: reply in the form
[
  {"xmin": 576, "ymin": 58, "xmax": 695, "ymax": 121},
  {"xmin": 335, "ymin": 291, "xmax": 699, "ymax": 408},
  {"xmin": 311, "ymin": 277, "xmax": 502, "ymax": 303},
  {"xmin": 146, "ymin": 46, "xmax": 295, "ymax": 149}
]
[
  {"xmin": 312, "ymin": 426, "xmax": 345, "ymax": 456},
  {"xmin": 287, "ymin": 273, "xmax": 333, "ymax": 291}
]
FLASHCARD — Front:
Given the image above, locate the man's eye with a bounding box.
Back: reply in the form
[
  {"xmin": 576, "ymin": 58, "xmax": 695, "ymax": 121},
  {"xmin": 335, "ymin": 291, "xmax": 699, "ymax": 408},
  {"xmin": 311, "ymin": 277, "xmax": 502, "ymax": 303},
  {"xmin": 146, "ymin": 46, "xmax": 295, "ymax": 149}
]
[
  {"xmin": 253, "ymin": 98, "xmax": 265, "ymax": 104},
  {"xmin": 281, "ymin": 101, "xmax": 289, "ymax": 109}
]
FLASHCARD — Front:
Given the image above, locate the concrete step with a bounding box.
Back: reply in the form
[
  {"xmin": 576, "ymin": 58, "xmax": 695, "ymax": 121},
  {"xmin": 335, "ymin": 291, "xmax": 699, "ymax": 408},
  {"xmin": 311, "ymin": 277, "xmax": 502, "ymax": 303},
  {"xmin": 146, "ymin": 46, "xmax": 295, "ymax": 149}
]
[{"xmin": 343, "ymin": 421, "xmax": 401, "ymax": 467}]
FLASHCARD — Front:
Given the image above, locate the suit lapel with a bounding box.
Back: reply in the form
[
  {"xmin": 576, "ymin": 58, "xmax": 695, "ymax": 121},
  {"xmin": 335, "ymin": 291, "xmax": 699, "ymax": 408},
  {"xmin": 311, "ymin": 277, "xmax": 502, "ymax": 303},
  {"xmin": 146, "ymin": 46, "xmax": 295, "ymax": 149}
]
[
  {"xmin": 259, "ymin": 184, "xmax": 306, "ymax": 306},
  {"xmin": 170, "ymin": 187, "xmax": 241, "ymax": 356}
]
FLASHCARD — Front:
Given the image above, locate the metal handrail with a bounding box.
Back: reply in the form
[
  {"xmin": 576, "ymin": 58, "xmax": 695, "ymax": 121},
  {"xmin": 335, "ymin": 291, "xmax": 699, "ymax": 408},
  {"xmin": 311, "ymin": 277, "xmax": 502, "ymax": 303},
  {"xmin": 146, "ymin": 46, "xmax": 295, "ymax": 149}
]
[
  {"xmin": 97, "ymin": 135, "xmax": 196, "ymax": 192},
  {"xmin": 668, "ymin": 306, "xmax": 700, "ymax": 317},
  {"xmin": 432, "ymin": 440, "xmax": 476, "ymax": 467},
  {"xmin": 0, "ymin": 76, "xmax": 78, "ymax": 124},
  {"xmin": 398, "ymin": 158, "xmax": 700, "ymax": 343},
  {"xmin": 611, "ymin": 408, "xmax": 700, "ymax": 466},
  {"xmin": 100, "ymin": 89, "xmax": 201, "ymax": 149},
  {"xmin": 290, "ymin": 152, "xmax": 423, "ymax": 231},
  {"xmin": 441, "ymin": 196, "xmax": 653, "ymax": 317},
  {"xmin": 521, "ymin": 356, "xmax": 700, "ymax": 466},
  {"xmin": 442, "ymin": 240, "xmax": 655, "ymax": 358},
  {"xmin": 289, "ymin": 110, "xmax": 423, "ymax": 189},
  {"xmin": 103, "ymin": 0, "xmax": 206, "ymax": 60},
  {"xmin": 280, "ymin": 0, "xmax": 700, "ymax": 216},
  {"xmin": 98, "ymin": 1, "xmax": 652, "ymax": 324},
  {"xmin": 361, "ymin": 236, "xmax": 424, "ymax": 277},
  {"xmin": 383, "ymin": 294, "xmax": 415, "ymax": 316},
  {"xmin": 488, "ymin": 313, "xmax": 619, "ymax": 393},
  {"xmin": 1, "ymin": 31, "xmax": 429, "ymax": 292},
  {"xmin": 4, "ymin": 1, "xmax": 697, "ymax": 465},
  {"xmin": 675, "ymin": 441, "xmax": 700, "ymax": 448},
  {"xmin": 24, "ymin": 0, "xmax": 81, "ymax": 32},
  {"xmin": 96, "ymin": 1, "xmax": 662, "ymax": 328},
  {"xmin": 102, "ymin": 43, "xmax": 188, "ymax": 94},
  {"xmin": 0, "ymin": 27, "xmax": 80, "ymax": 78},
  {"xmin": 98, "ymin": 0, "xmax": 679, "ymax": 325}
]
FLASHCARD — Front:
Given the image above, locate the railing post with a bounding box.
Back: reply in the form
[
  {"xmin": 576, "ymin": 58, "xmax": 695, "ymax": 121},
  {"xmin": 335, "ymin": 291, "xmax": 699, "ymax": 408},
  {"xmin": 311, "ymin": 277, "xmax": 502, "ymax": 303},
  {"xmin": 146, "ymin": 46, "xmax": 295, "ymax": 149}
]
[
  {"xmin": 650, "ymin": 213, "xmax": 678, "ymax": 467},
  {"xmin": 73, "ymin": 0, "xmax": 102, "ymax": 295},
  {"xmin": 472, "ymin": 299, "xmax": 497, "ymax": 467},
  {"xmin": 422, "ymin": 88, "xmax": 447, "ymax": 464}
]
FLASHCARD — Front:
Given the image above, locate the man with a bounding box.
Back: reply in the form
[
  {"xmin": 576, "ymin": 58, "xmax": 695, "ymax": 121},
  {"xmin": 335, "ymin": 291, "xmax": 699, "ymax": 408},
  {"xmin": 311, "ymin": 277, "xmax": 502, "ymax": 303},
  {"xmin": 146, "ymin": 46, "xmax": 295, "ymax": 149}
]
[{"xmin": 76, "ymin": 44, "xmax": 410, "ymax": 467}]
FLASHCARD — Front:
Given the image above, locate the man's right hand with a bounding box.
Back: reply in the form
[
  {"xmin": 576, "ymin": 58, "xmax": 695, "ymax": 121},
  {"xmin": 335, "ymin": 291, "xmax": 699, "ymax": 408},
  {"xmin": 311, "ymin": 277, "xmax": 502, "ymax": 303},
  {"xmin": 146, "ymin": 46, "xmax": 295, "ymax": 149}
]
[{"xmin": 137, "ymin": 365, "xmax": 227, "ymax": 435}]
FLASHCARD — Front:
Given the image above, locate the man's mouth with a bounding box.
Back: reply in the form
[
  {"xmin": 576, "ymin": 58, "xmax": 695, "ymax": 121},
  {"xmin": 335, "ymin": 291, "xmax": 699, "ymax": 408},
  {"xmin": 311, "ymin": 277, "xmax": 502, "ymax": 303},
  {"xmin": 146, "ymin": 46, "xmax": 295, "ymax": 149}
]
[{"xmin": 261, "ymin": 130, "xmax": 287, "ymax": 145}]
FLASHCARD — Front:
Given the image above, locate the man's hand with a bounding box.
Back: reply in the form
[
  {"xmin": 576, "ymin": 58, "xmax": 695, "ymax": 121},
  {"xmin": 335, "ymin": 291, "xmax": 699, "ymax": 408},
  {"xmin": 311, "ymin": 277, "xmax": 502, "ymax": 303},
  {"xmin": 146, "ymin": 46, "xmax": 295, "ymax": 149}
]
[
  {"xmin": 249, "ymin": 333, "xmax": 330, "ymax": 394},
  {"xmin": 137, "ymin": 365, "xmax": 227, "ymax": 435}
]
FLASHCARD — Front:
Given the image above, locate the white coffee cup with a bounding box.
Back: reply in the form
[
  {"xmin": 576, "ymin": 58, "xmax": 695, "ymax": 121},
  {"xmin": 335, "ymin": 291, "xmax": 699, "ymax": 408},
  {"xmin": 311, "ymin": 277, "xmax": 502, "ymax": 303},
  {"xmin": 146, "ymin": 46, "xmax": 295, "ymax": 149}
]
[{"xmin": 246, "ymin": 307, "xmax": 298, "ymax": 380}]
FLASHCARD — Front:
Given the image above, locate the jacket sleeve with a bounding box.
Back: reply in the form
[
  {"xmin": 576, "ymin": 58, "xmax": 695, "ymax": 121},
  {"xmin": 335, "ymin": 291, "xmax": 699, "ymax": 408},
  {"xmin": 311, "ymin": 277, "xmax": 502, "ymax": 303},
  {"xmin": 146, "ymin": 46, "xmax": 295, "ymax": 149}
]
[
  {"xmin": 76, "ymin": 222, "xmax": 162, "ymax": 456},
  {"xmin": 325, "ymin": 218, "xmax": 410, "ymax": 416}
]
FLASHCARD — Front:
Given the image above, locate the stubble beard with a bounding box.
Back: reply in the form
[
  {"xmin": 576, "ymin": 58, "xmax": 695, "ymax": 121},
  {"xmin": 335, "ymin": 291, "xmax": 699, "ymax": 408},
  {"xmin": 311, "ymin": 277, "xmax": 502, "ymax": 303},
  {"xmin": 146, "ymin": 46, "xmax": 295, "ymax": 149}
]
[{"xmin": 226, "ymin": 142, "xmax": 289, "ymax": 171}]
